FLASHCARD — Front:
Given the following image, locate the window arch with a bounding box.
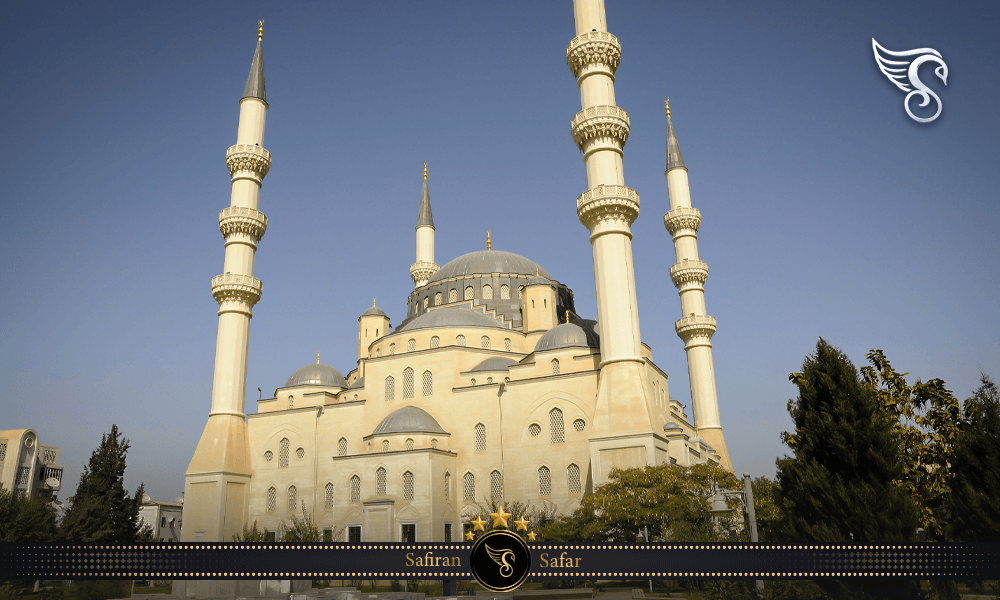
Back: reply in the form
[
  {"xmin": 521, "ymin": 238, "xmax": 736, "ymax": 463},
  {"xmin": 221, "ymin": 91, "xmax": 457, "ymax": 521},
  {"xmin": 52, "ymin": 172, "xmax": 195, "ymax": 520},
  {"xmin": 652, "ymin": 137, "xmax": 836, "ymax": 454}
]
[
  {"xmin": 462, "ymin": 472, "xmax": 475, "ymax": 501},
  {"xmin": 474, "ymin": 423, "xmax": 486, "ymax": 451},
  {"xmin": 538, "ymin": 466, "xmax": 551, "ymax": 496},
  {"xmin": 423, "ymin": 297, "xmax": 429, "ymax": 309},
  {"xmin": 376, "ymin": 467, "xmax": 387, "ymax": 496},
  {"xmin": 264, "ymin": 450, "xmax": 273, "ymax": 462},
  {"xmin": 350, "ymin": 475, "xmax": 361, "ymax": 504},
  {"xmin": 376, "ymin": 348, "xmax": 381, "ymax": 357},
  {"xmin": 483, "ymin": 284, "xmax": 493, "ymax": 299},
  {"xmin": 435, "ymin": 292, "xmax": 442, "ymax": 305},
  {"xmin": 402, "ymin": 471, "xmax": 414, "ymax": 500},
  {"xmin": 486, "ymin": 377, "xmax": 493, "ymax": 384},
  {"xmin": 403, "ymin": 367, "xmax": 415, "ymax": 398},
  {"xmin": 490, "ymin": 470, "xmax": 503, "ymax": 500},
  {"xmin": 430, "ymin": 336, "xmax": 440, "ymax": 348},
  {"xmin": 504, "ymin": 338, "xmax": 512, "ymax": 352},
  {"xmin": 464, "ymin": 286, "xmax": 474, "ymax": 300},
  {"xmin": 288, "ymin": 395, "xmax": 294, "ymax": 409},
  {"xmin": 551, "ymin": 358, "xmax": 560, "ymax": 374},
  {"xmin": 431, "ymin": 438, "xmax": 438, "ymax": 449},
  {"xmin": 267, "ymin": 487, "xmax": 276, "ymax": 512},
  {"xmin": 568, "ymin": 463, "xmax": 582, "ymax": 494},
  {"xmin": 279, "ymin": 438, "xmax": 289, "ymax": 468},
  {"xmin": 382, "ymin": 440, "xmax": 389, "ymax": 452},
  {"xmin": 500, "ymin": 284, "xmax": 510, "ymax": 299},
  {"xmin": 339, "ymin": 438, "xmax": 348, "ymax": 456},
  {"xmin": 444, "ymin": 472, "xmax": 451, "ymax": 500},
  {"xmin": 388, "ymin": 343, "xmax": 395, "ymax": 355},
  {"xmin": 481, "ymin": 336, "xmax": 491, "ymax": 349},
  {"xmin": 470, "ymin": 378, "xmax": 476, "ymax": 386},
  {"xmin": 518, "ymin": 286, "xmax": 524, "ymax": 299},
  {"xmin": 456, "ymin": 335, "xmax": 466, "ymax": 347},
  {"xmin": 407, "ymin": 339, "xmax": 416, "ymax": 352},
  {"xmin": 296, "ymin": 447, "xmax": 305, "ymax": 459},
  {"xmin": 385, "ymin": 376, "xmax": 395, "ymax": 401},
  {"xmin": 573, "ymin": 419, "xmax": 586, "ymax": 432},
  {"xmin": 449, "ymin": 289, "xmax": 458, "ymax": 303},
  {"xmin": 550, "ymin": 408, "xmax": 564, "ymax": 444},
  {"xmin": 325, "ymin": 482, "xmax": 335, "ymax": 508},
  {"xmin": 422, "ymin": 370, "xmax": 433, "ymax": 396},
  {"xmin": 528, "ymin": 423, "xmax": 541, "ymax": 437},
  {"xmin": 288, "ymin": 485, "xmax": 297, "ymax": 511},
  {"xmin": 405, "ymin": 438, "xmax": 414, "ymax": 451}
]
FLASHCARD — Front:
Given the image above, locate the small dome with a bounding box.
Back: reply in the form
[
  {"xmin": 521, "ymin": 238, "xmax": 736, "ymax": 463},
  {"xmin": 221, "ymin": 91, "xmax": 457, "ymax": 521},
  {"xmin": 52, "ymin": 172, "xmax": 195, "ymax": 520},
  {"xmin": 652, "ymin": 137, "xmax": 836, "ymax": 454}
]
[
  {"xmin": 428, "ymin": 250, "xmax": 551, "ymax": 284},
  {"xmin": 372, "ymin": 406, "xmax": 447, "ymax": 436},
  {"xmin": 526, "ymin": 275, "xmax": 550, "ymax": 286},
  {"xmin": 361, "ymin": 304, "xmax": 387, "ymax": 318},
  {"xmin": 398, "ymin": 306, "xmax": 506, "ymax": 332},
  {"xmin": 663, "ymin": 422, "xmax": 683, "ymax": 432},
  {"xmin": 349, "ymin": 377, "xmax": 365, "ymax": 390},
  {"xmin": 534, "ymin": 320, "xmax": 600, "ymax": 353},
  {"xmin": 285, "ymin": 363, "xmax": 348, "ymax": 388},
  {"xmin": 469, "ymin": 356, "xmax": 519, "ymax": 373}
]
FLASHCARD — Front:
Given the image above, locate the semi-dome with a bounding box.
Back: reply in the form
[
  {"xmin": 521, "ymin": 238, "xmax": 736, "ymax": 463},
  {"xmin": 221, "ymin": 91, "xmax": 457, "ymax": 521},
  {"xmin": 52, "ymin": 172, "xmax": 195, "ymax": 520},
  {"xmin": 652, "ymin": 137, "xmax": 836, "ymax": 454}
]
[
  {"xmin": 371, "ymin": 406, "xmax": 447, "ymax": 436},
  {"xmin": 284, "ymin": 362, "xmax": 348, "ymax": 388},
  {"xmin": 427, "ymin": 250, "xmax": 552, "ymax": 284},
  {"xmin": 534, "ymin": 320, "xmax": 600, "ymax": 353},
  {"xmin": 398, "ymin": 306, "xmax": 507, "ymax": 332},
  {"xmin": 469, "ymin": 356, "xmax": 519, "ymax": 373},
  {"xmin": 349, "ymin": 377, "xmax": 365, "ymax": 390}
]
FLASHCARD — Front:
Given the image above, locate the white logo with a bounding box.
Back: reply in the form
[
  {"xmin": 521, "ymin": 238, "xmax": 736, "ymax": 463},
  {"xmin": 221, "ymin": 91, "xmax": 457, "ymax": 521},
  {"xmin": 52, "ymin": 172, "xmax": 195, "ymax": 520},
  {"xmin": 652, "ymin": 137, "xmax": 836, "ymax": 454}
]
[{"xmin": 872, "ymin": 38, "xmax": 948, "ymax": 123}]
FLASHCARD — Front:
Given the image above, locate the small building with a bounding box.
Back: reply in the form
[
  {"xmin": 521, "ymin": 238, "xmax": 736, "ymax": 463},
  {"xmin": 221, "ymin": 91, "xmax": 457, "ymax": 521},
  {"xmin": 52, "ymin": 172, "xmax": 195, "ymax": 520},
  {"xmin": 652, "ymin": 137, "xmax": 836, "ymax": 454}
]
[
  {"xmin": 138, "ymin": 497, "xmax": 184, "ymax": 542},
  {"xmin": 0, "ymin": 429, "xmax": 64, "ymax": 501}
]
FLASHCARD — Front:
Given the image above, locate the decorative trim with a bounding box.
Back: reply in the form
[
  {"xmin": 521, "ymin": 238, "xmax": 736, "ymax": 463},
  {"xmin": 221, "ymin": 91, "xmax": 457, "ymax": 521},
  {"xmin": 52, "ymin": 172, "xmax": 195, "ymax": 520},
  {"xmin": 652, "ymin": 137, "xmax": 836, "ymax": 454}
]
[
  {"xmin": 219, "ymin": 206, "xmax": 268, "ymax": 241},
  {"xmin": 226, "ymin": 144, "xmax": 271, "ymax": 184},
  {"xmin": 669, "ymin": 260, "xmax": 708, "ymax": 289},
  {"xmin": 674, "ymin": 315, "xmax": 717, "ymax": 342},
  {"xmin": 566, "ymin": 31, "xmax": 622, "ymax": 78},
  {"xmin": 409, "ymin": 261, "xmax": 439, "ymax": 287},
  {"xmin": 571, "ymin": 105, "xmax": 630, "ymax": 151},
  {"xmin": 576, "ymin": 184, "xmax": 640, "ymax": 230},
  {"xmin": 664, "ymin": 206, "xmax": 701, "ymax": 235},
  {"xmin": 212, "ymin": 273, "xmax": 262, "ymax": 308}
]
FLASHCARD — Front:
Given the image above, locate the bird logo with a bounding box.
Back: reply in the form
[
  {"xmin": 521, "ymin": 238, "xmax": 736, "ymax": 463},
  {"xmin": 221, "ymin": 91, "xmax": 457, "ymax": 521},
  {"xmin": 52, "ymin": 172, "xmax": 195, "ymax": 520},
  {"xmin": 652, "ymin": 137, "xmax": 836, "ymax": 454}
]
[
  {"xmin": 872, "ymin": 38, "xmax": 948, "ymax": 123},
  {"xmin": 485, "ymin": 544, "xmax": 515, "ymax": 578}
]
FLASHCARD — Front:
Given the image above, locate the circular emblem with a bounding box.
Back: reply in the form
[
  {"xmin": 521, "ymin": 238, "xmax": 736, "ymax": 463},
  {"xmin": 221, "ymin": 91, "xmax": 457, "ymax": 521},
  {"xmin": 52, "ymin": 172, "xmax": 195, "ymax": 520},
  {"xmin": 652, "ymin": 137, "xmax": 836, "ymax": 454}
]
[{"xmin": 470, "ymin": 530, "xmax": 532, "ymax": 592}]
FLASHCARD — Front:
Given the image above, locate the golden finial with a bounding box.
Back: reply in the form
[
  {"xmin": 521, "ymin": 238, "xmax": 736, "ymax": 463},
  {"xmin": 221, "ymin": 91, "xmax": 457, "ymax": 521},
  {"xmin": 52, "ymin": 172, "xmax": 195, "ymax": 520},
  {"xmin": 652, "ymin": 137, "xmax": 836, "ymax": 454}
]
[
  {"xmin": 423, "ymin": 163, "xmax": 427, "ymax": 180},
  {"xmin": 372, "ymin": 298, "xmax": 376, "ymax": 307},
  {"xmin": 317, "ymin": 352, "xmax": 320, "ymax": 364},
  {"xmin": 665, "ymin": 99, "xmax": 671, "ymax": 118},
  {"xmin": 565, "ymin": 310, "xmax": 571, "ymax": 324},
  {"xmin": 258, "ymin": 20, "xmax": 264, "ymax": 41},
  {"xmin": 487, "ymin": 231, "xmax": 491, "ymax": 251},
  {"xmin": 535, "ymin": 266, "xmax": 539, "ymax": 277}
]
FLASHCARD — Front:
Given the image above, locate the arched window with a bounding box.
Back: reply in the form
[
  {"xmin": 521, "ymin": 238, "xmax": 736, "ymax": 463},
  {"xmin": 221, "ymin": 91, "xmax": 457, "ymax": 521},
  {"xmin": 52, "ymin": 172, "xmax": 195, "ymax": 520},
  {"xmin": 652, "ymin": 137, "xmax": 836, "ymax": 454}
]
[
  {"xmin": 407, "ymin": 339, "xmax": 416, "ymax": 352},
  {"xmin": 481, "ymin": 336, "xmax": 490, "ymax": 349},
  {"xmin": 456, "ymin": 335, "xmax": 466, "ymax": 347},
  {"xmin": 470, "ymin": 378, "xmax": 476, "ymax": 385},
  {"xmin": 382, "ymin": 440, "xmax": 389, "ymax": 452},
  {"xmin": 500, "ymin": 284, "xmax": 510, "ymax": 299},
  {"xmin": 403, "ymin": 367, "xmax": 415, "ymax": 398},
  {"xmin": 435, "ymin": 292, "xmax": 442, "ymax": 305},
  {"xmin": 402, "ymin": 471, "xmax": 414, "ymax": 500},
  {"xmin": 568, "ymin": 463, "xmax": 582, "ymax": 494},
  {"xmin": 325, "ymin": 482, "xmax": 335, "ymax": 508},
  {"xmin": 430, "ymin": 336, "xmax": 440, "ymax": 348},
  {"xmin": 405, "ymin": 438, "xmax": 414, "ymax": 451},
  {"xmin": 296, "ymin": 447, "xmax": 304, "ymax": 459},
  {"xmin": 518, "ymin": 286, "xmax": 524, "ymax": 299},
  {"xmin": 376, "ymin": 467, "xmax": 387, "ymax": 496},
  {"xmin": 490, "ymin": 470, "xmax": 503, "ymax": 500},
  {"xmin": 528, "ymin": 423, "xmax": 540, "ymax": 437},
  {"xmin": 483, "ymin": 284, "xmax": 493, "ymax": 300},
  {"xmin": 350, "ymin": 475, "xmax": 360, "ymax": 504},
  {"xmin": 376, "ymin": 348, "xmax": 381, "ymax": 357},
  {"xmin": 464, "ymin": 286, "xmax": 474, "ymax": 300},
  {"xmin": 422, "ymin": 370, "xmax": 433, "ymax": 396},
  {"xmin": 573, "ymin": 419, "xmax": 586, "ymax": 432},
  {"xmin": 431, "ymin": 438, "xmax": 438, "ymax": 449},
  {"xmin": 504, "ymin": 338, "xmax": 512, "ymax": 352},
  {"xmin": 538, "ymin": 466, "xmax": 551, "ymax": 496},
  {"xmin": 279, "ymin": 438, "xmax": 289, "ymax": 468},
  {"xmin": 551, "ymin": 358, "xmax": 560, "ymax": 374},
  {"xmin": 423, "ymin": 297, "xmax": 429, "ymax": 309},
  {"xmin": 475, "ymin": 423, "xmax": 486, "ymax": 451},
  {"xmin": 354, "ymin": 394, "xmax": 358, "ymax": 401},
  {"xmin": 449, "ymin": 289, "xmax": 458, "ymax": 303},
  {"xmin": 486, "ymin": 377, "xmax": 493, "ymax": 384},
  {"xmin": 385, "ymin": 376, "xmax": 395, "ymax": 401},
  {"xmin": 288, "ymin": 485, "xmax": 297, "ymax": 511},
  {"xmin": 264, "ymin": 450, "xmax": 273, "ymax": 462},
  {"xmin": 266, "ymin": 487, "xmax": 276, "ymax": 512},
  {"xmin": 550, "ymin": 408, "xmax": 564, "ymax": 444},
  {"xmin": 444, "ymin": 472, "xmax": 451, "ymax": 500},
  {"xmin": 288, "ymin": 395, "xmax": 294, "ymax": 409},
  {"xmin": 388, "ymin": 343, "xmax": 395, "ymax": 355},
  {"xmin": 367, "ymin": 442, "xmax": 372, "ymax": 453},
  {"xmin": 462, "ymin": 472, "xmax": 475, "ymax": 501}
]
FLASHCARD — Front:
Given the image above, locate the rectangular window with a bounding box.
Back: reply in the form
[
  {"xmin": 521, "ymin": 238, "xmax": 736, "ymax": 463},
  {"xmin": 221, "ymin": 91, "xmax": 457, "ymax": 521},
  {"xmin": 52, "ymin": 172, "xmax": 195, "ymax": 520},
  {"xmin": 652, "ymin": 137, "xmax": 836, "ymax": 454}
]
[
  {"xmin": 323, "ymin": 528, "xmax": 333, "ymax": 542},
  {"xmin": 348, "ymin": 526, "xmax": 362, "ymax": 543},
  {"xmin": 161, "ymin": 517, "xmax": 166, "ymax": 527},
  {"xmin": 444, "ymin": 523, "xmax": 453, "ymax": 543},
  {"xmin": 401, "ymin": 523, "xmax": 416, "ymax": 543},
  {"xmin": 265, "ymin": 530, "xmax": 276, "ymax": 542}
]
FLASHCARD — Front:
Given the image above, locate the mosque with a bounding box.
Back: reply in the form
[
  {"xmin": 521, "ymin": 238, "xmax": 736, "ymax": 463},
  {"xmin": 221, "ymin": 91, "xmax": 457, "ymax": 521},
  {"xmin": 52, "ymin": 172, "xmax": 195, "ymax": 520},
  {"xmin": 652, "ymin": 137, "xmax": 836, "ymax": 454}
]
[{"xmin": 181, "ymin": 0, "xmax": 731, "ymax": 544}]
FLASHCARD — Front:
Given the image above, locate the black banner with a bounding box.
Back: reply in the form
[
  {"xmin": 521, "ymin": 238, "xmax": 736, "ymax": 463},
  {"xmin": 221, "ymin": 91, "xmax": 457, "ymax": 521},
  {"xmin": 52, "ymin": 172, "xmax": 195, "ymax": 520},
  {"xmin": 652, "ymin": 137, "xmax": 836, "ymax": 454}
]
[{"xmin": 2, "ymin": 543, "xmax": 998, "ymax": 580}]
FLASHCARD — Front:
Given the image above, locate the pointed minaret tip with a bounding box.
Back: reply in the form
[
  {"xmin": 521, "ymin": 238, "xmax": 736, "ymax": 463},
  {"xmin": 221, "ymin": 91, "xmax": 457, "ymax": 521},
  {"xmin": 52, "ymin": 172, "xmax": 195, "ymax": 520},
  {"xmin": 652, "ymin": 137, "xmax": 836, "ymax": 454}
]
[
  {"xmin": 487, "ymin": 231, "xmax": 492, "ymax": 251},
  {"xmin": 416, "ymin": 164, "xmax": 434, "ymax": 228},
  {"xmin": 665, "ymin": 98, "xmax": 686, "ymax": 172},
  {"xmin": 423, "ymin": 163, "xmax": 427, "ymax": 180},
  {"xmin": 243, "ymin": 22, "xmax": 267, "ymax": 103},
  {"xmin": 317, "ymin": 351, "xmax": 320, "ymax": 364}
]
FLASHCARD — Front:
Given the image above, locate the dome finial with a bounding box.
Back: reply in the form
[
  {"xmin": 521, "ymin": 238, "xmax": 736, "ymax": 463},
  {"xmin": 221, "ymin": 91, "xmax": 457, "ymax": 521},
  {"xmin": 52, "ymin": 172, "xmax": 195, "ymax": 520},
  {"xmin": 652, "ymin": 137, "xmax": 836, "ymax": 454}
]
[
  {"xmin": 535, "ymin": 266, "xmax": 539, "ymax": 276},
  {"xmin": 566, "ymin": 310, "xmax": 571, "ymax": 324},
  {"xmin": 487, "ymin": 231, "xmax": 491, "ymax": 251},
  {"xmin": 373, "ymin": 298, "xmax": 376, "ymax": 307},
  {"xmin": 423, "ymin": 163, "xmax": 427, "ymax": 180},
  {"xmin": 258, "ymin": 20, "xmax": 264, "ymax": 41},
  {"xmin": 665, "ymin": 98, "xmax": 670, "ymax": 118},
  {"xmin": 317, "ymin": 352, "xmax": 320, "ymax": 364}
]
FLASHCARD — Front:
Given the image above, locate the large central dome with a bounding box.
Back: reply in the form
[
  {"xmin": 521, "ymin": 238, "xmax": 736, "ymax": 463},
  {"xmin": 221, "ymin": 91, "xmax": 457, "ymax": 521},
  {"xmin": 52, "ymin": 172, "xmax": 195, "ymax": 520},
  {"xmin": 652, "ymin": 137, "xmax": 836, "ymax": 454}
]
[{"xmin": 428, "ymin": 250, "xmax": 552, "ymax": 284}]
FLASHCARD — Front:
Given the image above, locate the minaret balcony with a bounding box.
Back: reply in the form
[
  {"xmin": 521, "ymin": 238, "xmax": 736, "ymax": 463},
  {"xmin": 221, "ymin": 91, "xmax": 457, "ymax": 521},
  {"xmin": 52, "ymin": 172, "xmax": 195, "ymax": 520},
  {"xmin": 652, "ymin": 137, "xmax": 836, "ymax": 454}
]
[
  {"xmin": 571, "ymin": 105, "xmax": 630, "ymax": 152},
  {"xmin": 576, "ymin": 184, "xmax": 640, "ymax": 231},
  {"xmin": 410, "ymin": 261, "xmax": 439, "ymax": 287},
  {"xmin": 675, "ymin": 315, "xmax": 717, "ymax": 342},
  {"xmin": 226, "ymin": 144, "xmax": 271, "ymax": 184},
  {"xmin": 664, "ymin": 206, "xmax": 702, "ymax": 236},
  {"xmin": 566, "ymin": 31, "xmax": 621, "ymax": 79},
  {"xmin": 212, "ymin": 273, "xmax": 263, "ymax": 308},
  {"xmin": 669, "ymin": 259, "xmax": 709, "ymax": 289},
  {"xmin": 219, "ymin": 206, "xmax": 268, "ymax": 242}
]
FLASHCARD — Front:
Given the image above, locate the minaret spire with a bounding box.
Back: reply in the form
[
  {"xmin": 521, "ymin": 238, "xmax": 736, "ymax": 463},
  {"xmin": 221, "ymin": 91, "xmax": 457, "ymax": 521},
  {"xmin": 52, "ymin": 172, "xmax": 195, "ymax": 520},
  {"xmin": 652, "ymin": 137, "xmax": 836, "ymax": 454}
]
[
  {"xmin": 662, "ymin": 103, "xmax": 731, "ymax": 469},
  {"xmin": 410, "ymin": 164, "xmax": 439, "ymax": 287},
  {"xmin": 183, "ymin": 26, "xmax": 273, "ymax": 541}
]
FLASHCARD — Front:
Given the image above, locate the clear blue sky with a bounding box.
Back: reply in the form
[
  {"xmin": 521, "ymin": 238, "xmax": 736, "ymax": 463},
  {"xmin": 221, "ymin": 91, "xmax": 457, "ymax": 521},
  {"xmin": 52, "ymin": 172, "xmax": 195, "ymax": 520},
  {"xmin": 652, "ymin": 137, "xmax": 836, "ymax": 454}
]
[{"xmin": 2, "ymin": 1, "xmax": 997, "ymax": 503}]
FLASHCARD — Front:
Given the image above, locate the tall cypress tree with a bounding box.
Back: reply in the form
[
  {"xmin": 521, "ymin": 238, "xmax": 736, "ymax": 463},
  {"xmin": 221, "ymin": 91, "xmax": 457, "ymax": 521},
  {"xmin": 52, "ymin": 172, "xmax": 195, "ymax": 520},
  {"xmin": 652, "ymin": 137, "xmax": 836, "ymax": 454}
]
[
  {"xmin": 948, "ymin": 373, "xmax": 1000, "ymax": 541},
  {"xmin": 60, "ymin": 424, "xmax": 146, "ymax": 543}
]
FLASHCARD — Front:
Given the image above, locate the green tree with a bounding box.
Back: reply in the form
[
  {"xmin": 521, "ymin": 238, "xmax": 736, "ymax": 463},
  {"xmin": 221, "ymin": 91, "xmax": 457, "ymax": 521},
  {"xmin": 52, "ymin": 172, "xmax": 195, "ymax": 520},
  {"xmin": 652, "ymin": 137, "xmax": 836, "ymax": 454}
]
[
  {"xmin": 232, "ymin": 520, "xmax": 269, "ymax": 542},
  {"xmin": 0, "ymin": 487, "xmax": 58, "ymax": 542},
  {"xmin": 60, "ymin": 424, "xmax": 146, "ymax": 543},
  {"xmin": 948, "ymin": 373, "xmax": 1000, "ymax": 541}
]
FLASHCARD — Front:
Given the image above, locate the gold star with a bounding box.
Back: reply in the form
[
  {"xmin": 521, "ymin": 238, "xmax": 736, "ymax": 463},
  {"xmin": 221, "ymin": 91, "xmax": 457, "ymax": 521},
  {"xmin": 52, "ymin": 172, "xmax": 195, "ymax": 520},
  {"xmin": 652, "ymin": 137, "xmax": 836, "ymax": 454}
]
[
  {"xmin": 471, "ymin": 515, "xmax": 487, "ymax": 531},
  {"xmin": 465, "ymin": 530, "xmax": 475, "ymax": 541},
  {"xmin": 527, "ymin": 531, "xmax": 537, "ymax": 541},
  {"xmin": 490, "ymin": 505, "xmax": 511, "ymax": 529},
  {"xmin": 514, "ymin": 516, "xmax": 530, "ymax": 531}
]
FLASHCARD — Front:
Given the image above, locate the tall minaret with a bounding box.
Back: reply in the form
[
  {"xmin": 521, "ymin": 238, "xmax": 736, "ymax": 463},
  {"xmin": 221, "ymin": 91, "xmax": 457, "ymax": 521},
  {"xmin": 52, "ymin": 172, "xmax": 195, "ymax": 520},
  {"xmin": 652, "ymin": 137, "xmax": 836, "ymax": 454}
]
[
  {"xmin": 568, "ymin": 0, "xmax": 655, "ymax": 482},
  {"xmin": 662, "ymin": 101, "xmax": 731, "ymax": 469},
  {"xmin": 410, "ymin": 163, "xmax": 438, "ymax": 287},
  {"xmin": 182, "ymin": 22, "xmax": 271, "ymax": 542}
]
